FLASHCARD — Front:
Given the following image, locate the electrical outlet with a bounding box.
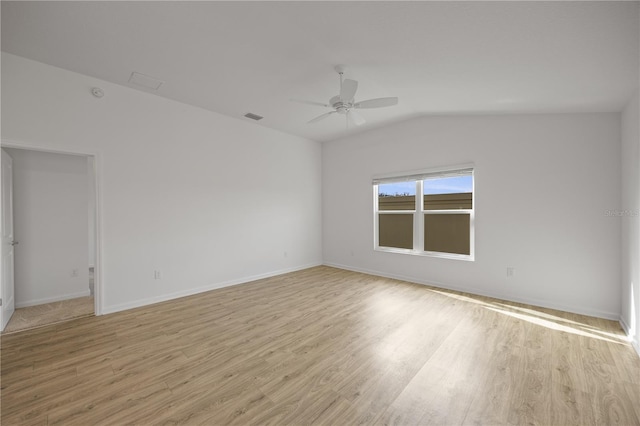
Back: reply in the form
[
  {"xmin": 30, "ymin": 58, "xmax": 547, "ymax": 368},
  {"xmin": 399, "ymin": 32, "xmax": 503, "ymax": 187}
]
[
  {"xmin": 154, "ymin": 270, "xmax": 162, "ymax": 280},
  {"xmin": 284, "ymin": 251, "xmax": 288, "ymax": 258},
  {"xmin": 71, "ymin": 269, "xmax": 79, "ymax": 277},
  {"xmin": 506, "ymin": 267, "xmax": 515, "ymax": 278}
]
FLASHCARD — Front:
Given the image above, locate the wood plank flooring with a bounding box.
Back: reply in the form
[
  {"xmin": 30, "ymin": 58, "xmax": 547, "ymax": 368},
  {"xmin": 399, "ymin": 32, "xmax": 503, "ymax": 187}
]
[{"xmin": 1, "ymin": 266, "xmax": 639, "ymax": 425}]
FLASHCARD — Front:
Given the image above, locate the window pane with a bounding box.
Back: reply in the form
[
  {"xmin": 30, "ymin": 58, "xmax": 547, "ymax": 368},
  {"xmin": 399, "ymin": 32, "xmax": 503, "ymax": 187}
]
[
  {"xmin": 379, "ymin": 214, "xmax": 413, "ymax": 249},
  {"xmin": 423, "ymin": 175, "xmax": 472, "ymax": 210},
  {"xmin": 378, "ymin": 182, "xmax": 415, "ymax": 211},
  {"xmin": 424, "ymin": 214, "xmax": 470, "ymax": 255},
  {"xmin": 424, "ymin": 193, "xmax": 472, "ymax": 210}
]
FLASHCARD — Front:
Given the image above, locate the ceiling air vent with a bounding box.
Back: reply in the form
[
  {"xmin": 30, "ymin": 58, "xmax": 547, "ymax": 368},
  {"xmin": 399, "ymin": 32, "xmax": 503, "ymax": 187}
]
[
  {"xmin": 244, "ymin": 113, "xmax": 264, "ymax": 121},
  {"xmin": 128, "ymin": 72, "xmax": 164, "ymax": 90}
]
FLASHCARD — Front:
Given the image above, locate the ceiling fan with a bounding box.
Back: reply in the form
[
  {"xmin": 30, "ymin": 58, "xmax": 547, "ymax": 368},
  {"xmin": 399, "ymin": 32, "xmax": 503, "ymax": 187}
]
[{"xmin": 293, "ymin": 65, "xmax": 398, "ymax": 127}]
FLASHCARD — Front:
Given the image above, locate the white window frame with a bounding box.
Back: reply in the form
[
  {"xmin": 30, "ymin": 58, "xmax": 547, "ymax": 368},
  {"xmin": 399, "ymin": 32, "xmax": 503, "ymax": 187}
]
[{"xmin": 373, "ymin": 165, "xmax": 475, "ymax": 261}]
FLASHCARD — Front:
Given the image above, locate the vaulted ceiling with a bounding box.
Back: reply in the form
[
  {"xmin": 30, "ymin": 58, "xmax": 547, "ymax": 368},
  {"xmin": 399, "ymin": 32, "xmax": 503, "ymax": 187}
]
[{"xmin": 2, "ymin": 1, "xmax": 638, "ymax": 142}]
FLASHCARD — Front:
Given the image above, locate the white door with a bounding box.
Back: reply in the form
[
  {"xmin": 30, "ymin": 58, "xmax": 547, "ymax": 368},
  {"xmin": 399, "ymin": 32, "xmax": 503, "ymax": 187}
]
[{"xmin": 1, "ymin": 149, "xmax": 16, "ymax": 331}]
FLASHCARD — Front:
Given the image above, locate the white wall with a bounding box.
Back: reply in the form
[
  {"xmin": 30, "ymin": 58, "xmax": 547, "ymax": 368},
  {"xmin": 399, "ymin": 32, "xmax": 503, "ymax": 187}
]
[
  {"xmin": 621, "ymin": 91, "xmax": 640, "ymax": 355},
  {"xmin": 1, "ymin": 53, "xmax": 322, "ymax": 314},
  {"xmin": 5, "ymin": 148, "xmax": 90, "ymax": 307},
  {"xmin": 323, "ymin": 113, "xmax": 622, "ymax": 319}
]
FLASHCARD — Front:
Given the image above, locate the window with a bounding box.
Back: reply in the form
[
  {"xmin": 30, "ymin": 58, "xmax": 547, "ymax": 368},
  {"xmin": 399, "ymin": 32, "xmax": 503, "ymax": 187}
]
[{"xmin": 374, "ymin": 167, "xmax": 474, "ymax": 260}]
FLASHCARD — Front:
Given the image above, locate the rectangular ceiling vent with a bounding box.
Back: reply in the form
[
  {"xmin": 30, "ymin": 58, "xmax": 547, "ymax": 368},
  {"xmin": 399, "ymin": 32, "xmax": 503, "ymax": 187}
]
[
  {"xmin": 244, "ymin": 112, "xmax": 264, "ymax": 121},
  {"xmin": 128, "ymin": 72, "xmax": 164, "ymax": 91}
]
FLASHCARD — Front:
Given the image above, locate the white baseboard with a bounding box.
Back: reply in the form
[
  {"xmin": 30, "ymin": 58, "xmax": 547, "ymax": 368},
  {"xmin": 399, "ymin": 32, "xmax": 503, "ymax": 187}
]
[
  {"xmin": 16, "ymin": 289, "xmax": 91, "ymax": 308},
  {"xmin": 619, "ymin": 317, "xmax": 640, "ymax": 358},
  {"xmin": 101, "ymin": 262, "xmax": 323, "ymax": 315},
  {"xmin": 323, "ymin": 262, "xmax": 620, "ymax": 321}
]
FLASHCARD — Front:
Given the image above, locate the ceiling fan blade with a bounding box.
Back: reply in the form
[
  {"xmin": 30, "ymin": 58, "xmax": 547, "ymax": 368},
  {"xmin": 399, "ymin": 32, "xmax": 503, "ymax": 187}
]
[
  {"xmin": 290, "ymin": 98, "xmax": 331, "ymax": 108},
  {"xmin": 348, "ymin": 110, "xmax": 366, "ymax": 126},
  {"xmin": 308, "ymin": 111, "xmax": 336, "ymax": 124},
  {"xmin": 340, "ymin": 79, "xmax": 358, "ymax": 102},
  {"xmin": 354, "ymin": 97, "xmax": 399, "ymax": 109}
]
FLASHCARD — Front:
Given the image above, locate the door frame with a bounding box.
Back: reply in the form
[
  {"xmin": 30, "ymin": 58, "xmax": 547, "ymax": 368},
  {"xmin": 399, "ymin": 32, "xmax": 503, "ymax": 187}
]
[
  {"xmin": 1, "ymin": 139, "xmax": 104, "ymax": 316},
  {"xmin": 1, "ymin": 149, "xmax": 16, "ymax": 330}
]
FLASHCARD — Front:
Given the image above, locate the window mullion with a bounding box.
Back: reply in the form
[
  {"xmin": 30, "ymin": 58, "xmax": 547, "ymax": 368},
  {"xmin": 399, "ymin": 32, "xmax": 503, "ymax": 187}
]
[{"xmin": 414, "ymin": 180, "xmax": 423, "ymax": 251}]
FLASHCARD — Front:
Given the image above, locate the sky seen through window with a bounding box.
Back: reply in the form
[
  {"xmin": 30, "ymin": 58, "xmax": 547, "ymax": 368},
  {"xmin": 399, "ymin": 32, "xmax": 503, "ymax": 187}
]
[{"xmin": 378, "ymin": 176, "xmax": 472, "ymax": 196}]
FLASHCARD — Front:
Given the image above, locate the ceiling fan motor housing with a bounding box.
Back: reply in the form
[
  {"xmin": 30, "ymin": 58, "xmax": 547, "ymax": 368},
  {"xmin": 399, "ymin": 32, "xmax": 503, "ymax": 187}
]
[{"xmin": 330, "ymin": 95, "xmax": 351, "ymax": 114}]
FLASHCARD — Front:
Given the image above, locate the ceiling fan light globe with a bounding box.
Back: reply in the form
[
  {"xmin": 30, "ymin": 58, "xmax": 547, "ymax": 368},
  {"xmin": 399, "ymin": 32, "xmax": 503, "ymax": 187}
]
[{"xmin": 348, "ymin": 110, "xmax": 366, "ymax": 126}]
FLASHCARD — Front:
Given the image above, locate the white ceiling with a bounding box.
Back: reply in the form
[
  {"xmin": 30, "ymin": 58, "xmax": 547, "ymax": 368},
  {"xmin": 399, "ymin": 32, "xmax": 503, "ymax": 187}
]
[{"xmin": 2, "ymin": 1, "xmax": 638, "ymax": 142}]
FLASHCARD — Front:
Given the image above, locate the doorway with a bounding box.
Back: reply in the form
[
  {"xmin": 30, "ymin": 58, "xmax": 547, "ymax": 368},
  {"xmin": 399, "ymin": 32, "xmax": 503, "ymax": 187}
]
[{"xmin": 1, "ymin": 146, "xmax": 100, "ymax": 333}]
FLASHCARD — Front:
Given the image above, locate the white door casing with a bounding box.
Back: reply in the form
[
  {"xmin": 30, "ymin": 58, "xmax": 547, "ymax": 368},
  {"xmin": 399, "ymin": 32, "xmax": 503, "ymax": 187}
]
[{"xmin": 1, "ymin": 149, "xmax": 16, "ymax": 331}]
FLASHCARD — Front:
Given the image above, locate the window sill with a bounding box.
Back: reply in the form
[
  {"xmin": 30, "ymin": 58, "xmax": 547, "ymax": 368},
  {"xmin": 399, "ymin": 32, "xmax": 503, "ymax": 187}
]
[{"xmin": 374, "ymin": 246, "xmax": 475, "ymax": 262}]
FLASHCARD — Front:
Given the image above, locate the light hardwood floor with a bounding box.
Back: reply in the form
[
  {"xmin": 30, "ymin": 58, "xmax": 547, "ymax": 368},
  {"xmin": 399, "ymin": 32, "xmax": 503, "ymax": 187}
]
[{"xmin": 1, "ymin": 266, "xmax": 639, "ymax": 425}]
